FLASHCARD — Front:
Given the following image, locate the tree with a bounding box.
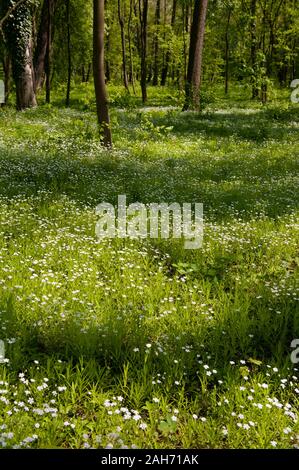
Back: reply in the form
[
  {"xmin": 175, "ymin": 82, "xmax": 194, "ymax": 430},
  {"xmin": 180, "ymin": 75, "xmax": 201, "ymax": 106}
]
[
  {"xmin": 152, "ymin": 0, "xmax": 161, "ymax": 86},
  {"xmin": 66, "ymin": 0, "xmax": 72, "ymax": 106},
  {"xmin": 250, "ymin": 0, "xmax": 258, "ymax": 98},
  {"xmin": 118, "ymin": 0, "xmax": 129, "ymax": 91},
  {"xmin": 224, "ymin": 3, "xmax": 232, "ymax": 94},
  {"xmin": 34, "ymin": 0, "xmax": 56, "ymax": 94},
  {"xmin": 161, "ymin": 0, "xmax": 176, "ymax": 86},
  {"xmin": 139, "ymin": 0, "xmax": 148, "ymax": 103},
  {"xmin": 3, "ymin": 0, "xmax": 37, "ymax": 110},
  {"xmin": 183, "ymin": 0, "xmax": 209, "ymax": 111},
  {"xmin": 93, "ymin": 0, "xmax": 112, "ymax": 147}
]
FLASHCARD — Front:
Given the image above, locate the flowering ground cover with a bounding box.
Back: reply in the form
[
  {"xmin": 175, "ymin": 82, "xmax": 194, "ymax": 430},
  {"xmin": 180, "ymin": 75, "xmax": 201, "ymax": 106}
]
[{"xmin": 0, "ymin": 86, "xmax": 298, "ymax": 448}]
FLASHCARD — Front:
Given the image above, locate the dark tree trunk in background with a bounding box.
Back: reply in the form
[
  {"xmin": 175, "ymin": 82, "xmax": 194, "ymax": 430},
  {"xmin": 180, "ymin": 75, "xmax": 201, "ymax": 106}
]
[
  {"xmin": 224, "ymin": 8, "xmax": 231, "ymax": 95},
  {"xmin": 185, "ymin": 2, "xmax": 189, "ymax": 33},
  {"xmin": 250, "ymin": 0, "xmax": 258, "ymax": 98},
  {"xmin": 118, "ymin": 0, "xmax": 129, "ymax": 91},
  {"xmin": 86, "ymin": 62, "xmax": 92, "ymax": 82},
  {"xmin": 260, "ymin": 5, "xmax": 267, "ymax": 104},
  {"xmin": 45, "ymin": 0, "xmax": 52, "ymax": 103},
  {"xmin": 183, "ymin": 0, "xmax": 208, "ymax": 111},
  {"xmin": 161, "ymin": 0, "xmax": 176, "ymax": 86},
  {"xmin": 152, "ymin": 0, "xmax": 161, "ymax": 86},
  {"xmin": 128, "ymin": 0, "xmax": 136, "ymax": 94},
  {"xmin": 34, "ymin": 0, "xmax": 56, "ymax": 93},
  {"xmin": 105, "ymin": 30, "xmax": 111, "ymax": 82},
  {"xmin": 82, "ymin": 65, "xmax": 86, "ymax": 82},
  {"xmin": 139, "ymin": 0, "xmax": 148, "ymax": 103},
  {"xmin": 66, "ymin": 0, "xmax": 71, "ymax": 106},
  {"xmin": 93, "ymin": 0, "xmax": 112, "ymax": 147}
]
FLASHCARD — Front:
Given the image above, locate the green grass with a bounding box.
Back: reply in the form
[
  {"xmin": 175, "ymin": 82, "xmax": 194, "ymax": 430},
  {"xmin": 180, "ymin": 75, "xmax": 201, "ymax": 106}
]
[{"xmin": 0, "ymin": 84, "xmax": 298, "ymax": 449}]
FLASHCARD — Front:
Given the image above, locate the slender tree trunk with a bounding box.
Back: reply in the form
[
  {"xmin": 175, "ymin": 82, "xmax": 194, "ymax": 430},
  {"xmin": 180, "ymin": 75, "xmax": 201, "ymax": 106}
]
[
  {"xmin": 139, "ymin": 0, "xmax": 148, "ymax": 103},
  {"xmin": 128, "ymin": 0, "xmax": 136, "ymax": 94},
  {"xmin": 183, "ymin": 0, "xmax": 209, "ymax": 111},
  {"xmin": 34, "ymin": 0, "xmax": 48, "ymax": 92},
  {"xmin": 93, "ymin": 0, "xmax": 112, "ymax": 147},
  {"xmin": 45, "ymin": 0, "xmax": 52, "ymax": 103},
  {"xmin": 250, "ymin": 0, "xmax": 258, "ymax": 98},
  {"xmin": 66, "ymin": 0, "xmax": 71, "ymax": 106},
  {"xmin": 260, "ymin": 5, "xmax": 267, "ymax": 104},
  {"xmin": 185, "ymin": 2, "xmax": 189, "ymax": 33},
  {"xmin": 224, "ymin": 8, "xmax": 231, "ymax": 95},
  {"xmin": 161, "ymin": 0, "xmax": 176, "ymax": 86},
  {"xmin": 105, "ymin": 29, "xmax": 111, "ymax": 82},
  {"xmin": 118, "ymin": 0, "xmax": 129, "ymax": 91},
  {"xmin": 182, "ymin": 2, "xmax": 187, "ymax": 82},
  {"xmin": 86, "ymin": 62, "xmax": 92, "ymax": 82},
  {"xmin": 152, "ymin": 0, "xmax": 161, "ymax": 86}
]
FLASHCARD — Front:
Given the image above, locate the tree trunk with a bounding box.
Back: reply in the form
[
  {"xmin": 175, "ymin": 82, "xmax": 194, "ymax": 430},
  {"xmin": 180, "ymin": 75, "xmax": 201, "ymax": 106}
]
[
  {"xmin": 152, "ymin": 0, "xmax": 161, "ymax": 86},
  {"xmin": 15, "ymin": 42, "xmax": 37, "ymax": 110},
  {"xmin": 250, "ymin": 0, "xmax": 258, "ymax": 98},
  {"xmin": 66, "ymin": 0, "xmax": 71, "ymax": 106},
  {"xmin": 183, "ymin": 0, "xmax": 208, "ymax": 111},
  {"xmin": 82, "ymin": 65, "xmax": 86, "ymax": 82},
  {"xmin": 118, "ymin": 0, "xmax": 129, "ymax": 91},
  {"xmin": 86, "ymin": 62, "xmax": 92, "ymax": 82},
  {"xmin": 139, "ymin": 0, "xmax": 148, "ymax": 103},
  {"xmin": 161, "ymin": 0, "xmax": 176, "ymax": 86},
  {"xmin": 224, "ymin": 8, "xmax": 231, "ymax": 95},
  {"xmin": 105, "ymin": 30, "xmax": 111, "ymax": 82},
  {"xmin": 93, "ymin": 0, "xmax": 112, "ymax": 147},
  {"xmin": 128, "ymin": 0, "xmax": 136, "ymax": 94},
  {"xmin": 5, "ymin": 2, "xmax": 37, "ymax": 110},
  {"xmin": 34, "ymin": 0, "xmax": 56, "ymax": 93},
  {"xmin": 260, "ymin": 4, "xmax": 267, "ymax": 104},
  {"xmin": 45, "ymin": 0, "xmax": 52, "ymax": 103}
]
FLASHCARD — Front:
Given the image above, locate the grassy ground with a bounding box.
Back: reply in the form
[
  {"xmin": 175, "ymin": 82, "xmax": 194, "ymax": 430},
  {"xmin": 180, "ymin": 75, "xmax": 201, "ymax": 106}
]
[{"xmin": 0, "ymin": 84, "xmax": 298, "ymax": 449}]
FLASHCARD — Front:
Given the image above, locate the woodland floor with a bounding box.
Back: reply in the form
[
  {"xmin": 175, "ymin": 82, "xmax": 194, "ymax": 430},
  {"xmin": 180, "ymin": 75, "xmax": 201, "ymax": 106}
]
[{"xmin": 0, "ymin": 84, "xmax": 298, "ymax": 448}]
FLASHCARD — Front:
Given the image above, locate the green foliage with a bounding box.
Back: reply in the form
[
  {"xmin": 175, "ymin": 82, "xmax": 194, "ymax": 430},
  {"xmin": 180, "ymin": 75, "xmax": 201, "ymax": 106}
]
[{"xmin": 0, "ymin": 85, "xmax": 298, "ymax": 447}]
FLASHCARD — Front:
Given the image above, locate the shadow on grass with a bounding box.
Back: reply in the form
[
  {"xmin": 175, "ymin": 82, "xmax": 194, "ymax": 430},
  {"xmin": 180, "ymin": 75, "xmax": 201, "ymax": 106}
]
[{"xmin": 0, "ymin": 138, "xmax": 297, "ymax": 221}]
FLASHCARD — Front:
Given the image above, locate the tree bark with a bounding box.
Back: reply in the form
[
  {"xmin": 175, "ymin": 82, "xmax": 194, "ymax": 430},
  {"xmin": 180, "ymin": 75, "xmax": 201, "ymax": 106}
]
[
  {"xmin": 224, "ymin": 8, "xmax": 231, "ymax": 95},
  {"xmin": 250, "ymin": 0, "xmax": 258, "ymax": 98},
  {"xmin": 128, "ymin": 0, "xmax": 136, "ymax": 94},
  {"xmin": 118, "ymin": 0, "xmax": 129, "ymax": 91},
  {"xmin": 93, "ymin": 0, "xmax": 112, "ymax": 147},
  {"xmin": 139, "ymin": 0, "xmax": 148, "ymax": 103},
  {"xmin": 34, "ymin": 0, "xmax": 56, "ymax": 93},
  {"xmin": 45, "ymin": 0, "xmax": 52, "ymax": 103},
  {"xmin": 4, "ymin": 1, "xmax": 37, "ymax": 110},
  {"xmin": 66, "ymin": 0, "xmax": 71, "ymax": 106},
  {"xmin": 152, "ymin": 0, "xmax": 161, "ymax": 86},
  {"xmin": 183, "ymin": 0, "xmax": 209, "ymax": 111},
  {"xmin": 161, "ymin": 0, "xmax": 176, "ymax": 86}
]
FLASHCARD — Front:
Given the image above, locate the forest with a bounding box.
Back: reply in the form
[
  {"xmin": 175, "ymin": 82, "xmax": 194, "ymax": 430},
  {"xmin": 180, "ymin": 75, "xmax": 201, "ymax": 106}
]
[{"xmin": 0, "ymin": 0, "xmax": 298, "ymax": 452}]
